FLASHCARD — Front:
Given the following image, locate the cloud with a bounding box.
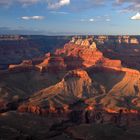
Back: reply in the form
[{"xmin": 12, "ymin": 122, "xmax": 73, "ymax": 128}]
[
  {"xmin": 18, "ymin": 0, "xmax": 41, "ymax": 6},
  {"xmin": 0, "ymin": 0, "xmax": 12, "ymax": 7},
  {"xmin": 0, "ymin": 0, "xmax": 108, "ymax": 10},
  {"xmin": 49, "ymin": 11, "xmax": 69, "ymax": 14},
  {"xmin": 115, "ymin": 0, "xmax": 140, "ymax": 12},
  {"xmin": 1, "ymin": 0, "xmax": 139, "ymax": 14},
  {"xmin": 47, "ymin": 0, "xmax": 70, "ymax": 9},
  {"xmin": 21, "ymin": 16, "xmax": 45, "ymax": 20},
  {"xmin": 0, "ymin": 0, "xmax": 71, "ymax": 9},
  {"xmin": 68, "ymin": 0, "xmax": 108, "ymax": 12},
  {"xmin": 89, "ymin": 18, "xmax": 94, "ymax": 22},
  {"xmin": 80, "ymin": 15, "xmax": 111, "ymax": 22},
  {"xmin": 0, "ymin": 0, "xmax": 41, "ymax": 7},
  {"xmin": 131, "ymin": 13, "xmax": 140, "ymax": 20}
]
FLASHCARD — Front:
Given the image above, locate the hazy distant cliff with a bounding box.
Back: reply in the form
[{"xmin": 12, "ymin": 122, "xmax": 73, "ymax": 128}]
[{"xmin": 0, "ymin": 35, "xmax": 70, "ymax": 69}]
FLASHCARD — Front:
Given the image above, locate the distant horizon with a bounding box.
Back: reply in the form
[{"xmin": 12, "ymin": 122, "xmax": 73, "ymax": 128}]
[{"xmin": 1, "ymin": 34, "xmax": 140, "ymax": 36}]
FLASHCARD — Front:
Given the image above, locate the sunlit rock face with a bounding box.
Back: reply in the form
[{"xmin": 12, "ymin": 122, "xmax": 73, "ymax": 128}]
[
  {"xmin": 75, "ymin": 38, "xmax": 83, "ymax": 45},
  {"xmin": 112, "ymin": 36, "xmax": 139, "ymax": 45},
  {"xmin": 8, "ymin": 60, "xmax": 33, "ymax": 72},
  {"xmin": 18, "ymin": 64, "xmax": 140, "ymax": 114},
  {"xmin": 36, "ymin": 55, "xmax": 66, "ymax": 72},
  {"xmin": 101, "ymin": 69, "xmax": 140, "ymax": 112},
  {"xmin": 55, "ymin": 42, "xmax": 103, "ymax": 69},
  {"xmin": 81, "ymin": 39, "xmax": 90, "ymax": 47},
  {"xmin": 99, "ymin": 58, "xmax": 122, "ymax": 68},
  {"xmin": 97, "ymin": 35, "xmax": 108, "ymax": 44},
  {"xmin": 130, "ymin": 38, "xmax": 139, "ymax": 44},
  {"xmin": 90, "ymin": 42, "xmax": 97, "ymax": 49},
  {"xmin": 18, "ymin": 69, "xmax": 105, "ymax": 113},
  {"xmin": 55, "ymin": 38, "xmax": 121, "ymax": 69}
]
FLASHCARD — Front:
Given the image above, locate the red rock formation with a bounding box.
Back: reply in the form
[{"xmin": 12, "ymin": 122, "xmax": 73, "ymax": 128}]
[
  {"xmin": 36, "ymin": 55, "xmax": 66, "ymax": 72},
  {"xmin": 18, "ymin": 69, "xmax": 105, "ymax": 114},
  {"xmin": 8, "ymin": 60, "xmax": 33, "ymax": 72},
  {"xmin": 55, "ymin": 42, "xmax": 121, "ymax": 69},
  {"xmin": 35, "ymin": 57, "xmax": 50, "ymax": 72},
  {"xmin": 64, "ymin": 69, "xmax": 91, "ymax": 81},
  {"xmin": 18, "ymin": 105, "xmax": 49, "ymax": 115},
  {"xmin": 18, "ymin": 104, "xmax": 28, "ymax": 112},
  {"xmin": 98, "ymin": 58, "xmax": 121, "ymax": 68}
]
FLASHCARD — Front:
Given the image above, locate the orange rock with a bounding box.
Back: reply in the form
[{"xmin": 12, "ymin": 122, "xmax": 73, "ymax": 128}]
[
  {"xmin": 55, "ymin": 42, "xmax": 121, "ymax": 69},
  {"xmin": 8, "ymin": 60, "xmax": 33, "ymax": 72},
  {"xmin": 18, "ymin": 105, "xmax": 28, "ymax": 112},
  {"xmin": 36, "ymin": 55, "xmax": 66, "ymax": 72}
]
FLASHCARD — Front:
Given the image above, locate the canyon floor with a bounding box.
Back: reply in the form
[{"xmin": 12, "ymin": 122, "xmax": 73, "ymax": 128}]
[{"xmin": 0, "ymin": 111, "xmax": 140, "ymax": 140}]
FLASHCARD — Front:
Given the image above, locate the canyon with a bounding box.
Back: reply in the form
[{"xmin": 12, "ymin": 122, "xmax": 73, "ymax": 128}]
[
  {"xmin": 1, "ymin": 35, "xmax": 140, "ymax": 140},
  {"xmin": 0, "ymin": 36, "xmax": 140, "ymax": 113}
]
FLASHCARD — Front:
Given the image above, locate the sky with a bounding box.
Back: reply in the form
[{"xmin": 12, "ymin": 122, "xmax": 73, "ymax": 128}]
[{"xmin": 0, "ymin": 0, "xmax": 140, "ymax": 35}]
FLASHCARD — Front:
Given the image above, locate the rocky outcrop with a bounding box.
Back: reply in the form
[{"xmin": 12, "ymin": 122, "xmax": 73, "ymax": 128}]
[
  {"xmin": 99, "ymin": 58, "xmax": 122, "ymax": 68},
  {"xmin": 55, "ymin": 38, "xmax": 121, "ymax": 69},
  {"xmin": 35, "ymin": 57, "xmax": 50, "ymax": 72},
  {"xmin": 81, "ymin": 39, "xmax": 90, "ymax": 47},
  {"xmin": 18, "ymin": 105, "xmax": 49, "ymax": 115},
  {"xmin": 75, "ymin": 38, "xmax": 83, "ymax": 45},
  {"xmin": 100, "ymin": 68, "xmax": 140, "ymax": 112},
  {"xmin": 55, "ymin": 42, "xmax": 104, "ymax": 69},
  {"xmin": 8, "ymin": 60, "xmax": 34, "ymax": 72},
  {"xmin": 18, "ymin": 69, "xmax": 105, "ymax": 114},
  {"xmin": 130, "ymin": 38, "xmax": 139, "ymax": 44},
  {"xmin": 90, "ymin": 42, "xmax": 97, "ymax": 49},
  {"xmin": 36, "ymin": 55, "xmax": 66, "ymax": 72}
]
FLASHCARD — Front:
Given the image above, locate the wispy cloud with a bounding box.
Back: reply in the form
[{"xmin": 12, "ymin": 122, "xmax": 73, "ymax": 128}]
[
  {"xmin": 21, "ymin": 16, "xmax": 45, "ymax": 20},
  {"xmin": 68, "ymin": 0, "xmax": 108, "ymax": 12},
  {"xmin": 131, "ymin": 13, "xmax": 140, "ymax": 20},
  {"xmin": 80, "ymin": 15, "xmax": 111, "ymax": 22},
  {"xmin": 2, "ymin": 0, "xmax": 139, "ymax": 13},
  {"xmin": 0, "ymin": 0, "xmax": 70, "ymax": 9},
  {"xmin": 0, "ymin": 0, "xmax": 41, "ymax": 7},
  {"xmin": 18, "ymin": 0, "xmax": 41, "ymax": 6},
  {"xmin": 114, "ymin": 0, "xmax": 140, "ymax": 12},
  {"xmin": 47, "ymin": 0, "xmax": 70, "ymax": 9},
  {"xmin": 49, "ymin": 11, "xmax": 69, "ymax": 14}
]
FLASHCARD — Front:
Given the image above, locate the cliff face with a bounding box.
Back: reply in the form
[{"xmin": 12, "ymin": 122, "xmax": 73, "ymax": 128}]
[
  {"xmin": 0, "ymin": 67, "xmax": 67, "ymax": 112},
  {"xmin": 101, "ymin": 69, "xmax": 140, "ymax": 111},
  {"xmin": 18, "ymin": 65, "xmax": 140, "ymax": 114},
  {"xmin": 36, "ymin": 55, "xmax": 66, "ymax": 72},
  {"xmin": 55, "ymin": 41, "xmax": 121, "ymax": 69},
  {"xmin": 18, "ymin": 69, "xmax": 105, "ymax": 113},
  {"xmin": 9, "ymin": 60, "xmax": 33, "ymax": 72}
]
